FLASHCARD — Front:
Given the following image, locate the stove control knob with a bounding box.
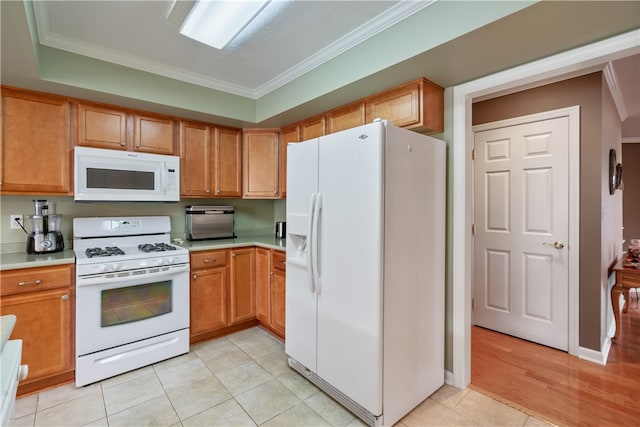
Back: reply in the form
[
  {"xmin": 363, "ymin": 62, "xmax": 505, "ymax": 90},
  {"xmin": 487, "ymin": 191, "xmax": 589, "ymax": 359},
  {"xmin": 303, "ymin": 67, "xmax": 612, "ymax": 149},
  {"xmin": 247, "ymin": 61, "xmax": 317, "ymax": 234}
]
[
  {"xmin": 111, "ymin": 263, "xmax": 121, "ymax": 271},
  {"xmin": 98, "ymin": 264, "xmax": 107, "ymax": 273},
  {"xmin": 166, "ymin": 257, "xmax": 175, "ymax": 265}
]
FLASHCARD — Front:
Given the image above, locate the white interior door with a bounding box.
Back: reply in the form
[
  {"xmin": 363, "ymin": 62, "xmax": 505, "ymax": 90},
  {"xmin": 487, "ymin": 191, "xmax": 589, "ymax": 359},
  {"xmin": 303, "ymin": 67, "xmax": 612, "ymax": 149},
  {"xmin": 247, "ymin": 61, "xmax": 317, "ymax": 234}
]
[{"xmin": 473, "ymin": 114, "xmax": 569, "ymax": 351}]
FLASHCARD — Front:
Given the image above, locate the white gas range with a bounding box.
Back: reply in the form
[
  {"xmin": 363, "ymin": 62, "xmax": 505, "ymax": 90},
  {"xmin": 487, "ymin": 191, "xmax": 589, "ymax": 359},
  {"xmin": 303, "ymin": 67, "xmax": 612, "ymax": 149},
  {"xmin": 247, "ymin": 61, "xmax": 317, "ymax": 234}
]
[{"xmin": 73, "ymin": 216, "xmax": 190, "ymax": 387}]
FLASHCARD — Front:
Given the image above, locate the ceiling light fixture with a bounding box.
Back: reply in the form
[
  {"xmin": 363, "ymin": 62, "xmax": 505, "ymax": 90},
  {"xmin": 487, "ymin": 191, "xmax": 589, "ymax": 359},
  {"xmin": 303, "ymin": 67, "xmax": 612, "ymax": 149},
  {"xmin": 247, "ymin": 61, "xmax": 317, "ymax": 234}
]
[{"xmin": 180, "ymin": 0, "xmax": 271, "ymax": 49}]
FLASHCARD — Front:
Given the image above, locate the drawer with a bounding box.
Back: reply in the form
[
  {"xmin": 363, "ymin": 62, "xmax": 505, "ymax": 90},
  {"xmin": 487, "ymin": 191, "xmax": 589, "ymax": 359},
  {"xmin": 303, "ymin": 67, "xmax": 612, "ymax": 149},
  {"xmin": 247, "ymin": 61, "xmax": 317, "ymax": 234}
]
[
  {"xmin": 191, "ymin": 250, "xmax": 227, "ymax": 270},
  {"xmin": 272, "ymin": 250, "xmax": 286, "ymax": 272},
  {"xmin": 1, "ymin": 265, "xmax": 73, "ymax": 296},
  {"xmin": 619, "ymin": 271, "xmax": 640, "ymax": 287}
]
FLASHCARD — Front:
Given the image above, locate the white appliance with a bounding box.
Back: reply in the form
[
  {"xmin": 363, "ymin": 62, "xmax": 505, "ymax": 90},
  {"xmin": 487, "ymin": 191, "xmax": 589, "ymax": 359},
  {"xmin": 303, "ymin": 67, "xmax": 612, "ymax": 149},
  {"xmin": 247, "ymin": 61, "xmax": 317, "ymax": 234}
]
[
  {"xmin": 285, "ymin": 120, "xmax": 445, "ymax": 427},
  {"xmin": 74, "ymin": 147, "xmax": 180, "ymax": 202},
  {"xmin": 0, "ymin": 315, "xmax": 28, "ymax": 426},
  {"xmin": 73, "ymin": 216, "xmax": 190, "ymax": 386}
]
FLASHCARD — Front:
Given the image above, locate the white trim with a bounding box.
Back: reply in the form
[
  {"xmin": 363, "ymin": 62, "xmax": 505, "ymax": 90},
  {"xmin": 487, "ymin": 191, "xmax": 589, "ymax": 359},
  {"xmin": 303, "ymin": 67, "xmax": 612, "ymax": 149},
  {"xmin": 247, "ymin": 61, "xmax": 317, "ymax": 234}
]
[
  {"xmin": 622, "ymin": 137, "xmax": 640, "ymax": 144},
  {"xmin": 578, "ymin": 342, "xmax": 611, "ymax": 366},
  {"xmin": 603, "ymin": 63, "xmax": 628, "ymax": 122},
  {"xmin": 444, "ymin": 369, "xmax": 454, "ymax": 386},
  {"xmin": 452, "ymin": 29, "xmax": 640, "ymax": 389}
]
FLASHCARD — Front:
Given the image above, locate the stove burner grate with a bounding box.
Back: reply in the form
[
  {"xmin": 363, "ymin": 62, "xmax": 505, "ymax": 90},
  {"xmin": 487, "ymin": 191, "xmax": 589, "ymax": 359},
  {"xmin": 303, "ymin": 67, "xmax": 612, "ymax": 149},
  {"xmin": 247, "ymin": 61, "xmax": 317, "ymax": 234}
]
[
  {"xmin": 85, "ymin": 247, "xmax": 125, "ymax": 258},
  {"xmin": 138, "ymin": 243, "xmax": 178, "ymax": 253}
]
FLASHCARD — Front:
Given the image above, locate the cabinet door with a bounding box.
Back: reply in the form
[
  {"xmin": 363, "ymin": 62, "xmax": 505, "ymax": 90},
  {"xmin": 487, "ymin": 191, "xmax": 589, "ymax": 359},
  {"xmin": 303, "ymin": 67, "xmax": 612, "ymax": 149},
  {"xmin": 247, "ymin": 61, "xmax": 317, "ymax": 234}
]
[
  {"xmin": 1, "ymin": 89, "xmax": 72, "ymax": 194},
  {"xmin": 134, "ymin": 114, "xmax": 176, "ymax": 155},
  {"xmin": 214, "ymin": 127, "xmax": 242, "ymax": 197},
  {"xmin": 77, "ymin": 104, "xmax": 128, "ymax": 150},
  {"xmin": 271, "ymin": 270, "xmax": 286, "ymax": 337},
  {"xmin": 190, "ymin": 267, "xmax": 228, "ymax": 336},
  {"xmin": 365, "ymin": 81, "xmax": 420, "ymax": 128},
  {"xmin": 279, "ymin": 124, "xmax": 300, "ymax": 199},
  {"xmin": 326, "ymin": 102, "xmax": 365, "ymax": 134},
  {"xmin": 242, "ymin": 129, "xmax": 279, "ymax": 199},
  {"xmin": 301, "ymin": 115, "xmax": 325, "ymax": 140},
  {"xmin": 229, "ymin": 248, "xmax": 256, "ymax": 324},
  {"xmin": 180, "ymin": 121, "xmax": 211, "ymax": 196},
  {"xmin": 255, "ymin": 247, "xmax": 270, "ymax": 324},
  {"xmin": 1, "ymin": 288, "xmax": 72, "ymax": 382}
]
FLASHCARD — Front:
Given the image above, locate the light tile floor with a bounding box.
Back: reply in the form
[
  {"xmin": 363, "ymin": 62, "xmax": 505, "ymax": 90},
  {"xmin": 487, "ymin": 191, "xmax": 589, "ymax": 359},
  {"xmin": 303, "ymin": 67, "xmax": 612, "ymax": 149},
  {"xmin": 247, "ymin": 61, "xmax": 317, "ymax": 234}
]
[{"xmin": 10, "ymin": 327, "xmax": 552, "ymax": 427}]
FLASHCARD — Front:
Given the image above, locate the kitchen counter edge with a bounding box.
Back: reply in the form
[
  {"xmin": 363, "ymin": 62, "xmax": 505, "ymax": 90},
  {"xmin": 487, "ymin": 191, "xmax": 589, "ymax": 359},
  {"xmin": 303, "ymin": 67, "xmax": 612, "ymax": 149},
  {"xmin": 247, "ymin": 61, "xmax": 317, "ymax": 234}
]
[{"xmin": 0, "ymin": 236, "xmax": 285, "ymax": 270}]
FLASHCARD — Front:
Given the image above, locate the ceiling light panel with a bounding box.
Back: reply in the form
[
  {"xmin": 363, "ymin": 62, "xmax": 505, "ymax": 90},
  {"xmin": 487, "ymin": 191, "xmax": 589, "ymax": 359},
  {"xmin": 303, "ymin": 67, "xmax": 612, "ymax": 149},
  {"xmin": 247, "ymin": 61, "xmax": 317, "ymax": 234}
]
[{"xmin": 180, "ymin": 0, "xmax": 271, "ymax": 49}]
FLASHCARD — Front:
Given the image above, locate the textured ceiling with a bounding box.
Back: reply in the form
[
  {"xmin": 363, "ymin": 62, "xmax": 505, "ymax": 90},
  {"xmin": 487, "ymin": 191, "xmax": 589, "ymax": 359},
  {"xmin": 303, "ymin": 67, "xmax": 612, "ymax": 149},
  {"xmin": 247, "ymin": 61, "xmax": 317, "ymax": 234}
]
[{"xmin": 33, "ymin": 0, "xmax": 432, "ymax": 98}]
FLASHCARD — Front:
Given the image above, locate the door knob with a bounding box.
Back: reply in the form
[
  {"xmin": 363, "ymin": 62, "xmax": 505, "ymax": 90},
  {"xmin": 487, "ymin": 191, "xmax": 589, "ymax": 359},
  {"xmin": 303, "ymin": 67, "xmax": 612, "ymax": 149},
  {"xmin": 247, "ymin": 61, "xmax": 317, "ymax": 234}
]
[{"xmin": 544, "ymin": 241, "xmax": 565, "ymax": 250}]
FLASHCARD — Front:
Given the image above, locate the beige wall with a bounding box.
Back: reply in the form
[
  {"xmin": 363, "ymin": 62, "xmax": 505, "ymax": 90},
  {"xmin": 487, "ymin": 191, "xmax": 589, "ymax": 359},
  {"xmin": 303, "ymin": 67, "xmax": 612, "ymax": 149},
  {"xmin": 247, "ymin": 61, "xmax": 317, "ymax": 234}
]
[
  {"xmin": 622, "ymin": 144, "xmax": 640, "ymax": 250},
  {"xmin": 472, "ymin": 72, "xmax": 622, "ymax": 351}
]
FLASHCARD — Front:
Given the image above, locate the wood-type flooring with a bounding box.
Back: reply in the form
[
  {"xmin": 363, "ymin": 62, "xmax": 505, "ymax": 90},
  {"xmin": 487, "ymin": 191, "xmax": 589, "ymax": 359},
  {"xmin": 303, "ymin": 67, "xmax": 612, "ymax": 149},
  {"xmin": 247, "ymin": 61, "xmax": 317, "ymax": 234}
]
[{"xmin": 471, "ymin": 290, "xmax": 640, "ymax": 427}]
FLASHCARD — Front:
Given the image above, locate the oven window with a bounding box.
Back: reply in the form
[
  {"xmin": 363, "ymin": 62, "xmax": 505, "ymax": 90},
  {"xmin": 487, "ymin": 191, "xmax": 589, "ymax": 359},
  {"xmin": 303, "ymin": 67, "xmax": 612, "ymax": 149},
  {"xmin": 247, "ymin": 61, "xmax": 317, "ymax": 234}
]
[
  {"xmin": 101, "ymin": 281, "xmax": 172, "ymax": 327},
  {"xmin": 87, "ymin": 168, "xmax": 155, "ymax": 190}
]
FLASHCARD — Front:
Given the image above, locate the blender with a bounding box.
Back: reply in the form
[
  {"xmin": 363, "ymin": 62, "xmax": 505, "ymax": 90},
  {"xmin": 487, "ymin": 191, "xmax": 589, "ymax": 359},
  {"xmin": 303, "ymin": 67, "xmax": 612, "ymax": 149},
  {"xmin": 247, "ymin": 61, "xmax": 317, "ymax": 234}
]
[{"xmin": 23, "ymin": 200, "xmax": 65, "ymax": 254}]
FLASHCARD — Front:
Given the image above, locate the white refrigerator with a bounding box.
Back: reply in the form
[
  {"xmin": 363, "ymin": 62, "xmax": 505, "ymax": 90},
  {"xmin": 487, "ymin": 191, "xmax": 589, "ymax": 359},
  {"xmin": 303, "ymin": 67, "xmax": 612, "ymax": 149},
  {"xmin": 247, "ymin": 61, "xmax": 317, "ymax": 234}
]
[{"xmin": 285, "ymin": 120, "xmax": 445, "ymax": 427}]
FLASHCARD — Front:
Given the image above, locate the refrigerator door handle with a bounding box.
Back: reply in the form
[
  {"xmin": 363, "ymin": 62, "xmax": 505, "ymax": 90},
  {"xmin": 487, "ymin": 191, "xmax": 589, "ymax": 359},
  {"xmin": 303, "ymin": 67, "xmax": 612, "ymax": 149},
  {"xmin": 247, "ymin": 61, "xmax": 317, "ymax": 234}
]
[
  {"xmin": 312, "ymin": 192, "xmax": 323, "ymax": 294},
  {"xmin": 306, "ymin": 192, "xmax": 317, "ymax": 293}
]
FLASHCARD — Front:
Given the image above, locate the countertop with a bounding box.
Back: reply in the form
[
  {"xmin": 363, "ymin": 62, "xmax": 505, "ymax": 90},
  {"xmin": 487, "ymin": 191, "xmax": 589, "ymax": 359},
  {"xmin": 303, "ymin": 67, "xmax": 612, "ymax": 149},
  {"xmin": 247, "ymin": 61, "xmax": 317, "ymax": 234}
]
[{"xmin": 0, "ymin": 236, "xmax": 285, "ymax": 271}]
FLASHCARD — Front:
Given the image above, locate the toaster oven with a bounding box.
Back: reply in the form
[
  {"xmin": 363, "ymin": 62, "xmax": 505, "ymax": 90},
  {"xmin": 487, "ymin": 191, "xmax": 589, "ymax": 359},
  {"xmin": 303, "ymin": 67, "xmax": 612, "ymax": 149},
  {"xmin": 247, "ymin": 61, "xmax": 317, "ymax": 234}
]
[{"xmin": 186, "ymin": 206, "xmax": 235, "ymax": 240}]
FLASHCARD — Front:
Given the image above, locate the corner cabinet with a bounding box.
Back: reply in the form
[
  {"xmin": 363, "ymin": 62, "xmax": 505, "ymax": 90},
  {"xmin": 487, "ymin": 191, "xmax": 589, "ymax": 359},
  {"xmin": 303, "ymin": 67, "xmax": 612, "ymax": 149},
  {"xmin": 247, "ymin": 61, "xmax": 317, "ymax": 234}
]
[
  {"xmin": 1, "ymin": 87, "xmax": 73, "ymax": 195},
  {"xmin": 242, "ymin": 129, "xmax": 280, "ymax": 199},
  {"xmin": 0, "ymin": 264, "xmax": 75, "ymax": 396},
  {"xmin": 255, "ymin": 248, "xmax": 286, "ymax": 338},
  {"xmin": 229, "ymin": 248, "xmax": 256, "ymax": 324}
]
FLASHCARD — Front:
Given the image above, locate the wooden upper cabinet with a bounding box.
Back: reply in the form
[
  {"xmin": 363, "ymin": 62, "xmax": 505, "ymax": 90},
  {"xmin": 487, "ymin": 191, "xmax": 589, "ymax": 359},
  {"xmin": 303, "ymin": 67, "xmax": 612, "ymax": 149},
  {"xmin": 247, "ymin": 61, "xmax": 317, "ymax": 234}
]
[
  {"xmin": 242, "ymin": 129, "xmax": 279, "ymax": 199},
  {"xmin": 300, "ymin": 115, "xmax": 326, "ymax": 140},
  {"xmin": 214, "ymin": 127, "xmax": 242, "ymax": 197},
  {"xmin": 279, "ymin": 124, "xmax": 300, "ymax": 199},
  {"xmin": 1, "ymin": 88, "xmax": 72, "ymax": 195},
  {"xmin": 327, "ymin": 101, "xmax": 365, "ymax": 134},
  {"xmin": 365, "ymin": 78, "xmax": 444, "ymax": 133},
  {"xmin": 180, "ymin": 121, "xmax": 211, "ymax": 197},
  {"xmin": 77, "ymin": 103, "xmax": 129, "ymax": 150},
  {"xmin": 134, "ymin": 113, "xmax": 176, "ymax": 155}
]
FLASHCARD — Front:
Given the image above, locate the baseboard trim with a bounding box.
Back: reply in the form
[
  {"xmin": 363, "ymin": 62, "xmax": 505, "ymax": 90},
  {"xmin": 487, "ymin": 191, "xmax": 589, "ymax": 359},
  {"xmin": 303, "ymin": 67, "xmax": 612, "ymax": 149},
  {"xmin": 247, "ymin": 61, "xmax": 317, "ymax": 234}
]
[
  {"xmin": 578, "ymin": 341, "xmax": 610, "ymax": 365},
  {"xmin": 444, "ymin": 369, "xmax": 454, "ymax": 385}
]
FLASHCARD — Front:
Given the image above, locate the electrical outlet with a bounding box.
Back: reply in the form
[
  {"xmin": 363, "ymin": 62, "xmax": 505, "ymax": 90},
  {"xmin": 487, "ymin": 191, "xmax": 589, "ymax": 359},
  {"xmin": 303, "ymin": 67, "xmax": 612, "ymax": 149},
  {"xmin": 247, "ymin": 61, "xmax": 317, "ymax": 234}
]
[{"xmin": 10, "ymin": 214, "xmax": 23, "ymax": 230}]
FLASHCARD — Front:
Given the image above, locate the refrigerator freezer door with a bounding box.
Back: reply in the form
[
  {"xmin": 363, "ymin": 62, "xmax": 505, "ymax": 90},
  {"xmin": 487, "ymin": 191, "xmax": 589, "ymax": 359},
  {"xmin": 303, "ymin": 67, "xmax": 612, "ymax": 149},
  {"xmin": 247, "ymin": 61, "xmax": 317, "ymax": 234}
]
[
  {"xmin": 285, "ymin": 139, "xmax": 319, "ymax": 372},
  {"xmin": 316, "ymin": 122, "xmax": 384, "ymax": 415}
]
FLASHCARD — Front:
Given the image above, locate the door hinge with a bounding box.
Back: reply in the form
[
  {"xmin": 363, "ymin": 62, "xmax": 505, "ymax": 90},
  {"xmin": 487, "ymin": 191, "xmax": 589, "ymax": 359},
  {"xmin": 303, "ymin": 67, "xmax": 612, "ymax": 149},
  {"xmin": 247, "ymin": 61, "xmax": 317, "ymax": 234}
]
[
  {"xmin": 471, "ymin": 148, "xmax": 476, "ymax": 160},
  {"xmin": 472, "ymin": 298, "xmax": 475, "ymax": 311},
  {"xmin": 471, "ymin": 224, "xmax": 475, "ymax": 236}
]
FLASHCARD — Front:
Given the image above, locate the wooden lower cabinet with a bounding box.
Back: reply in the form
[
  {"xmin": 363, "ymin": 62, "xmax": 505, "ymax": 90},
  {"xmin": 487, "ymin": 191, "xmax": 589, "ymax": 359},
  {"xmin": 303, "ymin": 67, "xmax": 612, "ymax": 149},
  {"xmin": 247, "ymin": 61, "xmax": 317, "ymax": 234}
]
[
  {"xmin": 229, "ymin": 248, "xmax": 256, "ymax": 324},
  {"xmin": 255, "ymin": 248, "xmax": 286, "ymax": 338},
  {"xmin": 190, "ymin": 265, "xmax": 228, "ymax": 336},
  {"xmin": 0, "ymin": 264, "xmax": 74, "ymax": 395},
  {"xmin": 189, "ymin": 248, "xmax": 259, "ymax": 344}
]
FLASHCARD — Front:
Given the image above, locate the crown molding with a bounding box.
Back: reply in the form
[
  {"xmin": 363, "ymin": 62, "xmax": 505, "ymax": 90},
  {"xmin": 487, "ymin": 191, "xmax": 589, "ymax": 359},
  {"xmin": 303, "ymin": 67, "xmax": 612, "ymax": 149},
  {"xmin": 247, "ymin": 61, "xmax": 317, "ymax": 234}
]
[
  {"xmin": 603, "ymin": 61, "xmax": 628, "ymax": 122},
  {"xmin": 32, "ymin": 0, "xmax": 435, "ymax": 100}
]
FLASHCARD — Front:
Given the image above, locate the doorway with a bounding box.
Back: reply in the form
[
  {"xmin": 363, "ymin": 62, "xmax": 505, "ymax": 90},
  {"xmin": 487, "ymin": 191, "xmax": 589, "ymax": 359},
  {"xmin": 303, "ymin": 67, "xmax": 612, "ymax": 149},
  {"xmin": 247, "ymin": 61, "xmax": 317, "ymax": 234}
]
[
  {"xmin": 472, "ymin": 107, "xmax": 579, "ymax": 352},
  {"xmin": 451, "ymin": 29, "xmax": 639, "ymax": 389}
]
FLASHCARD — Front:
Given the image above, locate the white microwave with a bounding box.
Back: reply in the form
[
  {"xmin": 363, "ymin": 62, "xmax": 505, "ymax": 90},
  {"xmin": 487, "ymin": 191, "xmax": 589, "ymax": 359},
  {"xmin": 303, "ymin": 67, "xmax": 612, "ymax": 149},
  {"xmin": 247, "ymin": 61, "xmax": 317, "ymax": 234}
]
[{"xmin": 74, "ymin": 147, "xmax": 180, "ymax": 202}]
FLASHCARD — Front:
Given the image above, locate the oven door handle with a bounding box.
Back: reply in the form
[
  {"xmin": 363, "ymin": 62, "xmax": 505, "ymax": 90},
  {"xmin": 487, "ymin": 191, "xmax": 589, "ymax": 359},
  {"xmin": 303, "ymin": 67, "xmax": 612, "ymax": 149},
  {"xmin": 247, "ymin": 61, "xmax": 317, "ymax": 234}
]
[{"xmin": 76, "ymin": 264, "xmax": 189, "ymax": 287}]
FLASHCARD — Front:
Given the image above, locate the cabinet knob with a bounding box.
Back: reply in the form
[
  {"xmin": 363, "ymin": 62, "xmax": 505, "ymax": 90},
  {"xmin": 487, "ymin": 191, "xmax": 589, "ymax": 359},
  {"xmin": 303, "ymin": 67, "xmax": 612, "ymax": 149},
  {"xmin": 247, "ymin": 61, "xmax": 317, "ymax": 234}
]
[
  {"xmin": 204, "ymin": 258, "xmax": 215, "ymax": 263},
  {"xmin": 120, "ymin": 142, "xmax": 126, "ymax": 146},
  {"xmin": 192, "ymin": 274, "xmax": 197, "ymax": 279},
  {"xmin": 136, "ymin": 144, "xmax": 141, "ymax": 148},
  {"xmin": 216, "ymin": 189, "xmax": 221, "ymax": 195},
  {"xmin": 206, "ymin": 189, "xmax": 211, "ymax": 193},
  {"xmin": 19, "ymin": 279, "xmax": 42, "ymax": 286},
  {"xmin": 273, "ymin": 190, "xmax": 277, "ymax": 195},
  {"xmin": 61, "ymin": 294, "xmax": 69, "ymax": 301},
  {"xmin": 231, "ymin": 252, "xmax": 237, "ymax": 257},
  {"xmin": 270, "ymin": 272, "xmax": 274, "ymax": 276}
]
